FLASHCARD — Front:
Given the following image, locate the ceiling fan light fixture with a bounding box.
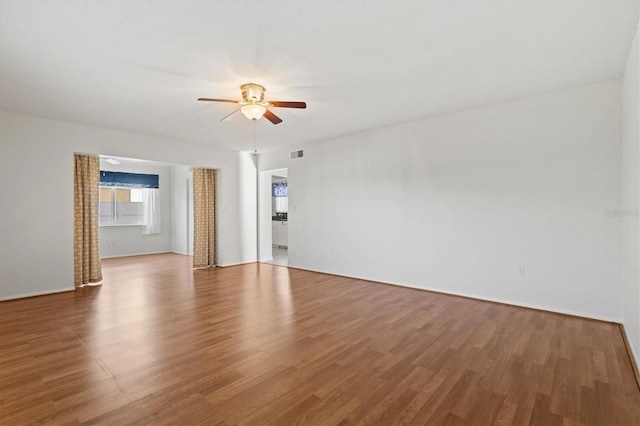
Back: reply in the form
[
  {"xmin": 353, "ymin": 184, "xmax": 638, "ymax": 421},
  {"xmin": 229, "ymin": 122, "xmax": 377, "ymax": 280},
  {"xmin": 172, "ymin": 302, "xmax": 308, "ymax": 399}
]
[
  {"xmin": 198, "ymin": 83, "xmax": 304, "ymax": 125},
  {"xmin": 241, "ymin": 104, "xmax": 267, "ymax": 121}
]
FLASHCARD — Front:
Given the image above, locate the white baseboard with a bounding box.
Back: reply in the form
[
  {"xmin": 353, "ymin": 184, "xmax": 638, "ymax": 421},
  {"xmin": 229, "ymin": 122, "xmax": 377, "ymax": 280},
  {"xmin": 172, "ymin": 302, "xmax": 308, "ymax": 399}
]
[
  {"xmin": 100, "ymin": 251, "xmax": 171, "ymax": 259},
  {"xmin": 620, "ymin": 322, "xmax": 640, "ymax": 375},
  {"xmin": 217, "ymin": 260, "xmax": 258, "ymax": 268},
  {"xmin": 259, "ymin": 257, "xmax": 274, "ymax": 263},
  {"xmin": 170, "ymin": 250, "xmax": 192, "ymax": 256},
  {"xmin": 3, "ymin": 262, "xmax": 621, "ymax": 326},
  {"xmin": 287, "ymin": 264, "xmax": 622, "ymax": 324},
  {"xmin": 0, "ymin": 287, "xmax": 75, "ymax": 301}
]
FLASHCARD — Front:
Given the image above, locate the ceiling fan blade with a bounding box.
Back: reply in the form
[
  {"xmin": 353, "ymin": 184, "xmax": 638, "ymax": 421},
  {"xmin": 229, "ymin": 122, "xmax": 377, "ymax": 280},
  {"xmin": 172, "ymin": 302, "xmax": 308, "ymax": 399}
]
[
  {"xmin": 264, "ymin": 109, "xmax": 283, "ymax": 125},
  {"xmin": 220, "ymin": 109, "xmax": 240, "ymax": 122},
  {"xmin": 198, "ymin": 98, "xmax": 239, "ymax": 103},
  {"xmin": 268, "ymin": 101, "xmax": 307, "ymax": 109}
]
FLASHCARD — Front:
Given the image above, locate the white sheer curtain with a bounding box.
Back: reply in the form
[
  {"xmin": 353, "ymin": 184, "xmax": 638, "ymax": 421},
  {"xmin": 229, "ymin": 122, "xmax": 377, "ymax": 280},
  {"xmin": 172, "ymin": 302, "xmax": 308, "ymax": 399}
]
[
  {"xmin": 275, "ymin": 197, "xmax": 288, "ymax": 213},
  {"xmin": 142, "ymin": 188, "xmax": 161, "ymax": 234}
]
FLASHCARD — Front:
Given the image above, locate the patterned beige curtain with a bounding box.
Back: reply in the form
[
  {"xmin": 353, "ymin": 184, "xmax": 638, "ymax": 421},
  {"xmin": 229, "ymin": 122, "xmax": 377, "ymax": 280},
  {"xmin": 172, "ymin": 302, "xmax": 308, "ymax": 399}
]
[
  {"xmin": 193, "ymin": 168, "xmax": 217, "ymax": 268},
  {"xmin": 73, "ymin": 154, "xmax": 102, "ymax": 286}
]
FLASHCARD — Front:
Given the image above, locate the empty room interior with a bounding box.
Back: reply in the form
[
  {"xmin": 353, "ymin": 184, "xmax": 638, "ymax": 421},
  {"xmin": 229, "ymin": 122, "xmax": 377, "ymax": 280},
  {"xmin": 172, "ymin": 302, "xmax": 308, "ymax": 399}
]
[{"xmin": 1, "ymin": 1, "xmax": 640, "ymax": 425}]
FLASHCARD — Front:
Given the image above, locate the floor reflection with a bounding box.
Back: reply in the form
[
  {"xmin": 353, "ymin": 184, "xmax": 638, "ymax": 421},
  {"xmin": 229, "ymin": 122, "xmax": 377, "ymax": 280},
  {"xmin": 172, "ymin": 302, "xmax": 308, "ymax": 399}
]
[{"xmin": 265, "ymin": 247, "xmax": 288, "ymax": 266}]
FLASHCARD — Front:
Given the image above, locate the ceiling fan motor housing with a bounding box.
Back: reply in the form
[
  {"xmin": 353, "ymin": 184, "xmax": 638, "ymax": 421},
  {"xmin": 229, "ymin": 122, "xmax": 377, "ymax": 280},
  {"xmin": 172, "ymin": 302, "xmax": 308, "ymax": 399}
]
[{"xmin": 241, "ymin": 83, "xmax": 265, "ymax": 103}]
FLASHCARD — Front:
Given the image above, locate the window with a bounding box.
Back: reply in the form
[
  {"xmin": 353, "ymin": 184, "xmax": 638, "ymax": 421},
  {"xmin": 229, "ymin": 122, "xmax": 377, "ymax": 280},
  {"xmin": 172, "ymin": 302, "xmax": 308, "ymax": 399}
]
[
  {"xmin": 99, "ymin": 171, "xmax": 159, "ymax": 227},
  {"xmin": 99, "ymin": 187, "xmax": 145, "ymax": 225},
  {"xmin": 272, "ymin": 182, "xmax": 288, "ymax": 213},
  {"xmin": 272, "ymin": 182, "xmax": 288, "ymax": 197}
]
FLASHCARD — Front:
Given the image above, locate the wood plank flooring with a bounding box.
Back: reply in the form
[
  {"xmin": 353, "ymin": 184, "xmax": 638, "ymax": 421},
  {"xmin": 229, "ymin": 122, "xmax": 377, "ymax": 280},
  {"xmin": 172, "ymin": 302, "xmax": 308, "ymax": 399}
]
[{"xmin": 1, "ymin": 253, "xmax": 638, "ymax": 425}]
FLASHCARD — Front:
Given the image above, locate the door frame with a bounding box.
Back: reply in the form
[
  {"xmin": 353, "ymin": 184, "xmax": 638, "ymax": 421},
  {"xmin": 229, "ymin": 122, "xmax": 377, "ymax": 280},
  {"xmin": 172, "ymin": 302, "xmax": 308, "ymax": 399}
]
[{"xmin": 258, "ymin": 168, "xmax": 287, "ymax": 262}]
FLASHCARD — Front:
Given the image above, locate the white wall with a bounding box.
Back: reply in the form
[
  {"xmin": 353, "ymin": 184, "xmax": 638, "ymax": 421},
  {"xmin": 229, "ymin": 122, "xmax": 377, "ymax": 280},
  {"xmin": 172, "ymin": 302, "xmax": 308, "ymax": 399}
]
[
  {"xmin": 0, "ymin": 110, "xmax": 257, "ymax": 300},
  {"xmin": 99, "ymin": 160, "xmax": 173, "ymax": 258},
  {"xmin": 622, "ymin": 21, "xmax": 640, "ymax": 367},
  {"xmin": 171, "ymin": 164, "xmax": 193, "ymax": 256},
  {"xmin": 260, "ymin": 80, "xmax": 623, "ymax": 322}
]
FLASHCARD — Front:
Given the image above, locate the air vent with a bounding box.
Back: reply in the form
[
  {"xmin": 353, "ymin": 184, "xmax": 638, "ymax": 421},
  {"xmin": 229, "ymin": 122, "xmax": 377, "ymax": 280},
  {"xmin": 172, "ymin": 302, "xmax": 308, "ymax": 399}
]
[{"xmin": 290, "ymin": 150, "xmax": 304, "ymax": 160}]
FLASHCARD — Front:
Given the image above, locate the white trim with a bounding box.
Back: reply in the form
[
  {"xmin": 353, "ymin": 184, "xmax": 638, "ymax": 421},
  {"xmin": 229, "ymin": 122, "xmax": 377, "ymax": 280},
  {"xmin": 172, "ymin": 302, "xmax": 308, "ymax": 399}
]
[
  {"xmin": 0, "ymin": 287, "xmax": 74, "ymax": 301},
  {"xmin": 287, "ymin": 264, "xmax": 623, "ymax": 324},
  {"xmin": 100, "ymin": 250, "xmax": 171, "ymax": 259},
  {"xmin": 217, "ymin": 260, "xmax": 258, "ymax": 268},
  {"xmin": 259, "ymin": 257, "xmax": 274, "ymax": 263},
  {"xmin": 621, "ymin": 322, "xmax": 640, "ymax": 369},
  {"xmin": 170, "ymin": 250, "xmax": 191, "ymax": 256}
]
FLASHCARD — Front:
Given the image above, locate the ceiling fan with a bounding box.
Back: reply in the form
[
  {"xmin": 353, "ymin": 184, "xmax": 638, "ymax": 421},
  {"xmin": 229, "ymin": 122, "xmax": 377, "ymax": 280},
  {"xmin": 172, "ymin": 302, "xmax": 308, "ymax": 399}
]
[{"xmin": 198, "ymin": 83, "xmax": 306, "ymax": 125}]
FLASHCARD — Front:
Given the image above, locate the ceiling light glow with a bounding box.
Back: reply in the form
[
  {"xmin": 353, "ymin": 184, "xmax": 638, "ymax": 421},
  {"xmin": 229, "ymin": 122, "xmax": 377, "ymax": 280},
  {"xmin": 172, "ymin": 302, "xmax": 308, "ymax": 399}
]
[{"xmin": 241, "ymin": 104, "xmax": 266, "ymax": 121}]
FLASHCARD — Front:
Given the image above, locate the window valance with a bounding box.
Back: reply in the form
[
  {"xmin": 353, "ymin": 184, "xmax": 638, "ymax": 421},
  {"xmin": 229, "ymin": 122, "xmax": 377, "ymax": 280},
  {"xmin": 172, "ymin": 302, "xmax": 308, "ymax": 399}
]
[{"xmin": 100, "ymin": 171, "xmax": 159, "ymax": 189}]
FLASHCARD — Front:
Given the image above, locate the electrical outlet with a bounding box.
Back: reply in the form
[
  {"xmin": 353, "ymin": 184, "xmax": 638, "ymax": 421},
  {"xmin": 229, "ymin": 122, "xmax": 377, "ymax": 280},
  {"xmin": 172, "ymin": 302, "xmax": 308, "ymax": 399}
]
[{"xmin": 518, "ymin": 266, "xmax": 526, "ymax": 277}]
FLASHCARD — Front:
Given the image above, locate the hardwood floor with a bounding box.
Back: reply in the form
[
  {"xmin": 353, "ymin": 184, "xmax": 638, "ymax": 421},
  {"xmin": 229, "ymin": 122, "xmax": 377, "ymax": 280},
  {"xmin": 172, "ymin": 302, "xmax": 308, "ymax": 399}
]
[{"xmin": 1, "ymin": 253, "xmax": 638, "ymax": 425}]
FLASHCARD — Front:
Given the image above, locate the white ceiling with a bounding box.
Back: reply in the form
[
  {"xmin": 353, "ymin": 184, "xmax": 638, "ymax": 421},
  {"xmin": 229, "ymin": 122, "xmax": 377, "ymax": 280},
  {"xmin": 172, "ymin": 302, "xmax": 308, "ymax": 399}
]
[{"xmin": 1, "ymin": 1, "xmax": 638, "ymax": 152}]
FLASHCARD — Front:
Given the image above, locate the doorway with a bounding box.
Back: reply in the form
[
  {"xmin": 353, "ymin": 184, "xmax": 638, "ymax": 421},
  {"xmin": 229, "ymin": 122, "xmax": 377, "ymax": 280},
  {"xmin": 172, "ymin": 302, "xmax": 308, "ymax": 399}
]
[
  {"xmin": 258, "ymin": 168, "xmax": 288, "ymax": 266},
  {"xmin": 97, "ymin": 155, "xmax": 194, "ymax": 260}
]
